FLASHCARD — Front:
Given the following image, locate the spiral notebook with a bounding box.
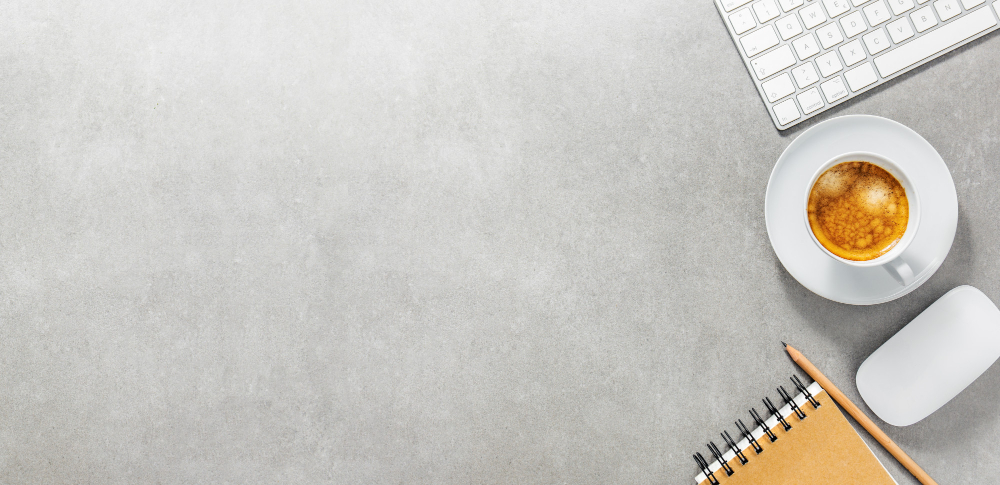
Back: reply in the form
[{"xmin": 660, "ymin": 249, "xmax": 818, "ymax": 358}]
[{"xmin": 693, "ymin": 376, "xmax": 897, "ymax": 485}]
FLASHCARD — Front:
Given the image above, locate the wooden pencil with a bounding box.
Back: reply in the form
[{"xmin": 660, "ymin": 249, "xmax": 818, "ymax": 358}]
[{"xmin": 783, "ymin": 343, "xmax": 938, "ymax": 485}]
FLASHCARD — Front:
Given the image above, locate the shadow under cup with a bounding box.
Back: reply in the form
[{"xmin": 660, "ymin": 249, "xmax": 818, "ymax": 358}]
[{"xmin": 803, "ymin": 152, "xmax": 921, "ymax": 285}]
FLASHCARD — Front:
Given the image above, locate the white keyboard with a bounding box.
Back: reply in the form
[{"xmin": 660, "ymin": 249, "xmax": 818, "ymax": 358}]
[{"xmin": 716, "ymin": 0, "xmax": 1000, "ymax": 130}]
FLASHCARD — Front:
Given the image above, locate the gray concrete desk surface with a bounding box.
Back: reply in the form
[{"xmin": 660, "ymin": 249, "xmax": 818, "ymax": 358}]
[{"xmin": 1, "ymin": 1, "xmax": 998, "ymax": 483}]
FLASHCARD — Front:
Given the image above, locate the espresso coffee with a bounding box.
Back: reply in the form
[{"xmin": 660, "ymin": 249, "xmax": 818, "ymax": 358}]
[{"xmin": 807, "ymin": 161, "xmax": 909, "ymax": 261}]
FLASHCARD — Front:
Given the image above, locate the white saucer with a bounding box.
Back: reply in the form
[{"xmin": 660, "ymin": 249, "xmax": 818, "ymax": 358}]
[{"xmin": 765, "ymin": 115, "xmax": 958, "ymax": 305}]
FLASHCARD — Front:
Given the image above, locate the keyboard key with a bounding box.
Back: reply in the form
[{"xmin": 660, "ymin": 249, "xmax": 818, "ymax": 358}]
[
  {"xmin": 792, "ymin": 33, "xmax": 821, "ymax": 59},
  {"xmin": 840, "ymin": 39, "xmax": 868, "ymax": 65},
  {"xmin": 852, "ymin": 0, "xmax": 871, "ymax": 5},
  {"xmin": 995, "ymin": 1, "xmax": 1000, "ymax": 16},
  {"xmin": 911, "ymin": 6, "xmax": 938, "ymax": 31},
  {"xmin": 722, "ymin": 0, "xmax": 754, "ymax": 12},
  {"xmin": 845, "ymin": 62, "xmax": 879, "ymax": 90},
  {"xmin": 821, "ymin": 76, "xmax": 849, "ymax": 102},
  {"xmin": 864, "ymin": 0, "xmax": 892, "ymax": 25},
  {"xmin": 823, "ymin": 0, "xmax": 853, "ymax": 16},
  {"xmin": 889, "ymin": 0, "xmax": 919, "ymax": 14},
  {"xmin": 762, "ymin": 73, "xmax": 796, "ymax": 101},
  {"xmin": 754, "ymin": 0, "xmax": 782, "ymax": 21},
  {"xmin": 817, "ymin": 51, "xmax": 845, "ymax": 76},
  {"xmin": 934, "ymin": 0, "xmax": 961, "ymax": 21},
  {"xmin": 863, "ymin": 28, "xmax": 892, "ymax": 54},
  {"xmin": 751, "ymin": 44, "xmax": 797, "ymax": 79},
  {"xmin": 740, "ymin": 25, "xmax": 780, "ymax": 57},
  {"xmin": 778, "ymin": 0, "xmax": 805, "ymax": 11},
  {"xmin": 961, "ymin": 0, "xmax": 986, "ymax": 7},
  {"xmin": 777, "ymin": 14, "xmax": 804, "ymax": 40},
  {"xmin": 816, "ymin": 23, "xmax": 845, "ymax": 48},
  {"xmin": 800, "ymin": 3, "xmax": 827, "ymax": 29},
  {"xmin": 797, "ymin": 87, "xmax": 825, "ymax": 114},
  {"xmin": 890, "ymin": 0, "xmax": 916, "ymax": 14},
  {"xmin": 841, "ymin": 11, "xmax": 868, "ymax": 37},
  {"xmin": 875, "ymin": 6, "xmax": 998, "ymax": 76},
  {"xmin": 773, "ymin": 98, "xmax": 801, "ymax": 125},
  {"xmin": 730, "ymin": 8, "xmax": 757, "ymax": 34},
  {"xmin": 887, "ymin": 17, "xmax": 916, "ymax": 43},
  {"xmin": 792, "ymin": 62, "xmax": 820, "ymax": 87}
]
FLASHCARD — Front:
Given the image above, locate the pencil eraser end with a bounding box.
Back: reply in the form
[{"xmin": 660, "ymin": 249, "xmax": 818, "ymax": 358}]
[{"xmin": 857, "ymin": 286, "xmax": 1000, "ymax": 426}]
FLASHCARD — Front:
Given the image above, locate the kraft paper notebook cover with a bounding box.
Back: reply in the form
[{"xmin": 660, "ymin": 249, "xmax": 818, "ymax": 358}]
[{"xmin": 693, "ymin": 379, "xmax": 896, "ymax": 485}]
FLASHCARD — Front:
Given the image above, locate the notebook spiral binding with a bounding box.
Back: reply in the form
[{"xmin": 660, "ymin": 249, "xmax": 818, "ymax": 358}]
[{"xmin": 693, "ymin": 376, "xmax": 820, "ymax": 484}]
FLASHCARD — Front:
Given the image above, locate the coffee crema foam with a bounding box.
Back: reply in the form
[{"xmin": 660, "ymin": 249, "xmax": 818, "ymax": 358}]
[{"xmin": 807, "ymin": 161, "xmax": 909, "ymax": 261}]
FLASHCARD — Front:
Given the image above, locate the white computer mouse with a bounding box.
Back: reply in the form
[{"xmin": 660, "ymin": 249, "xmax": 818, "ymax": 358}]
[{"xmin": 856, "ymin": 285, "xmax": 1000, "ymax": 426}]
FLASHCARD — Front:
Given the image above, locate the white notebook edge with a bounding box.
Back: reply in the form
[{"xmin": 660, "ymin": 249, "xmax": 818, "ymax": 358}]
[{"xmin": 692, "ymin": 381, "xmax": 897, "ymax": 484}]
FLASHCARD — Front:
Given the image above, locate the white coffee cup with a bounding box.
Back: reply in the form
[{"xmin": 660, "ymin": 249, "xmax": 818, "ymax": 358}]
[{"xmin": 803, "ymin": 152, "xmax": 921, "ymax": 286}]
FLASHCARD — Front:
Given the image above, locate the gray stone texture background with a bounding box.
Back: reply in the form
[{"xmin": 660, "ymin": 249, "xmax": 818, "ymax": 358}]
[{"xmin": 2, "ymin": 1, "xmax": 999, "ymax": 483}]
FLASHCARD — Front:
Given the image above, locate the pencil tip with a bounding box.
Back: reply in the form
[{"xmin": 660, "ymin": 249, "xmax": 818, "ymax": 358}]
[{"xmin": 781, "ymin": 341, "xmax": 787, "ymax": 348}]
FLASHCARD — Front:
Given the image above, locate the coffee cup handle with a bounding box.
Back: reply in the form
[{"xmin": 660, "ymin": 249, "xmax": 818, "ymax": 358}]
[{"xmin": 884, "ymin": 257, "xmax": 915, "ymax": 286}]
